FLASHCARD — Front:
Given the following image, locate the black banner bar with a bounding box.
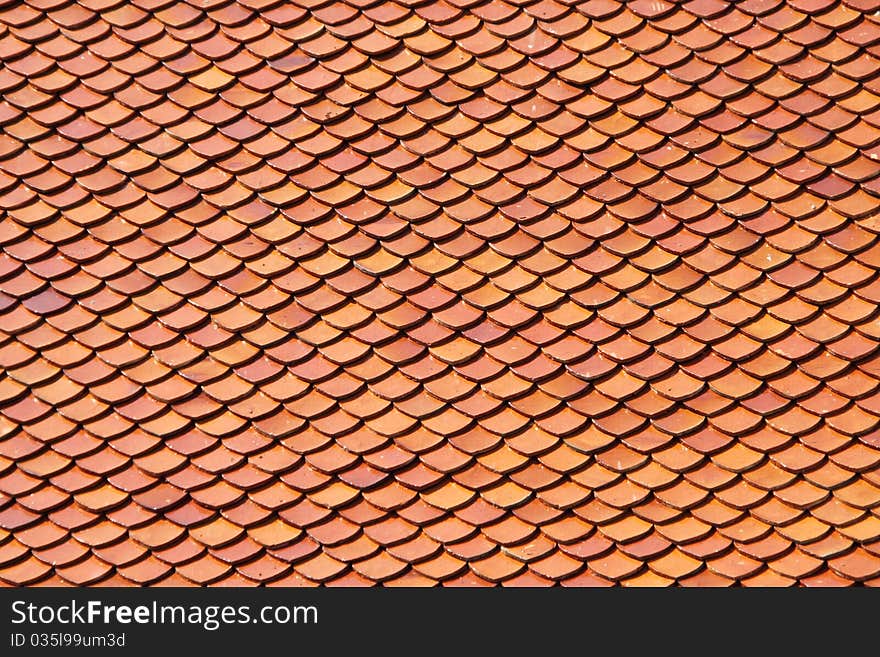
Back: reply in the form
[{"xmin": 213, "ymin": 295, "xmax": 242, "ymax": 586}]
[{"xmin": 0, "ymin": 587, "xmax": 867, "ymax": 653}]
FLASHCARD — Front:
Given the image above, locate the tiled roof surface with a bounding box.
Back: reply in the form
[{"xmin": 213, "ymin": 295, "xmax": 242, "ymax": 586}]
[{"xmin": 2, "ymin": 0, "xmax": 880, "ymax": 588}]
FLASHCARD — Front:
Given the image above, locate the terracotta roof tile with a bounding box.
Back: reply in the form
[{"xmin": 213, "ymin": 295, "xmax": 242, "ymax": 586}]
[{"xmin": 2, "ymin": 0, "xmax": 880, "ymax": 587}]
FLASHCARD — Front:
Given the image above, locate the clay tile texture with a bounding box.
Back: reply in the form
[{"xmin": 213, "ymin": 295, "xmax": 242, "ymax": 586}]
[{"xmin": 2, "ymin": 0, "xmax": 880, "ymax": 589}]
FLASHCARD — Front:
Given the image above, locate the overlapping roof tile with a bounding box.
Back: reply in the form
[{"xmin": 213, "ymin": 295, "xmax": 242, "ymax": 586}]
[{"xmin": 2, "ymin": 0, "xmax": 880, "ymax": 587}]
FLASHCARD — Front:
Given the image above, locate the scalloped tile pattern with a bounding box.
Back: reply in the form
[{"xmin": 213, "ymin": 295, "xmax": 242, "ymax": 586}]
[{"xmin": 2, "ymin": 0, "xmax": 880, "ymax": 587}]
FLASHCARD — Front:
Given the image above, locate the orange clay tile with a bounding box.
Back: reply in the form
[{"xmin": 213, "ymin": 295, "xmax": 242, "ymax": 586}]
[{"xmin": 2, "ymin": 0, "xmax": 880, "ymax": 589}]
